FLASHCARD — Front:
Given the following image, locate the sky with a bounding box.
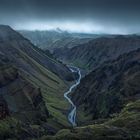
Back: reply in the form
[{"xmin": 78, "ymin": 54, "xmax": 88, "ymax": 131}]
[{"xmin": 0, "ymin": 0, "xmax": 140, "ymax": 34}]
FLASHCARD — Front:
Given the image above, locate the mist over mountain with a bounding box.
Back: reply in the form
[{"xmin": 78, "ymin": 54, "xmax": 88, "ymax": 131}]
[
  {"xmin": 0, "ymin": 0, "xmax": 140, "ymax": 34},
  {"xmin": 19, "ymin": 30, "xmax": 100, "ymax": 52}
]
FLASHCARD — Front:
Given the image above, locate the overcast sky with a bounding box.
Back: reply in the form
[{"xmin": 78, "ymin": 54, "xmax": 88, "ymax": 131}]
[{"xmin": 0, "ymin": 0, "xmax": 140, "ymax": 34}]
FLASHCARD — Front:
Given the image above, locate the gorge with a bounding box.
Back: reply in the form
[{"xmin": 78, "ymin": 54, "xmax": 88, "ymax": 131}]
[{"xmin": 0, "ymin": 25, "xmax": 140, "ymax": 140}]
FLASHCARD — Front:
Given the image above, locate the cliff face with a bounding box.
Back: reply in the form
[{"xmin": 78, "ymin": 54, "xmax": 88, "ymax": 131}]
[
  {"xmin": 71, "ymin": 49, "xmax": 140, "ymax": 122},
  {"xmin": 0, "ymin": 54, "xmax": 49, "ymax": 122},
  {"xmin": 54, "ymin": 35, "xmax": 140, "ymax": 71}
]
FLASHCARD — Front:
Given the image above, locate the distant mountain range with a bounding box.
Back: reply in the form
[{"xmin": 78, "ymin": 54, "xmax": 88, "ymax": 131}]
[{"xmin": 19, "ymin": 30, "xmax": 103, "ymax": 52}]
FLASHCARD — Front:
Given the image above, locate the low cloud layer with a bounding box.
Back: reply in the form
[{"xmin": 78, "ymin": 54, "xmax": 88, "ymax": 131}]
[{"xmin": 0, "ymin": 0, "xmax": 140, "ymax": 34}]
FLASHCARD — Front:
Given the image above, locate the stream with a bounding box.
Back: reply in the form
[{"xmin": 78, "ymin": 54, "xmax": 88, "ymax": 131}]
[{"xmin": 64, "ymin": 66, "xmax": 81, "ymax": 126}]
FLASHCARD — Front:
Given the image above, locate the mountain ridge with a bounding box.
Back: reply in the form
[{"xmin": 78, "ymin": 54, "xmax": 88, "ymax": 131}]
[
  {"xmin": 54, "ymin": 35, "xmax": 140, "ymax": 71},
  {"xmin": 19, "ymin": 30, "xmax": 99, "ymax": 52}
]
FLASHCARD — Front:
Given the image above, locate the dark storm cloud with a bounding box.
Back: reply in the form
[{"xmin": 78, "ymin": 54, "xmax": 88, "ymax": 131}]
[{"xmin": 0, "ymin": 0, "xmax": 140, "ymax": 33}]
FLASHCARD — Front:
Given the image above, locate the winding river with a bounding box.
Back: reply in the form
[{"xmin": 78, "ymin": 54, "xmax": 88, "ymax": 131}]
[{"xmin": 64, "ymin": 66, "xmax": 81, "ymax": 126}]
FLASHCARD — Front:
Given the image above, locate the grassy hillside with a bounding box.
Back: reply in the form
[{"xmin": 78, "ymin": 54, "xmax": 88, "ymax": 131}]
[
  {"xmin": 18, "ymin": 48, "xmax": 71, "ymax": 128},
  {"xmin": 40, "ymin": 99, "xmax": 140, "ymax": 140}
]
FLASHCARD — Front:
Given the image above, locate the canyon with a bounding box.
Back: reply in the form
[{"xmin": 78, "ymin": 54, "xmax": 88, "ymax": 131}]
[{"xmin": 0, "ymin": 25, "xmax": 140, "ymax": 140}]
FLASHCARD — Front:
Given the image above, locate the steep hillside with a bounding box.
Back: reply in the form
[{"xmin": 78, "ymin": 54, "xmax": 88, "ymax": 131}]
[
  {"xmin": 54, "ymin": 35, "xmax": 140, "ymax": 71},
  {"xmin": 71, "ymin": 49, "xmax": 140, "ymax": 124},
  {"xmin": 0, "ymin": 53, "xmax": 49, "ymax": 122},
  {"xmin": 0, "ymin": 25, "xmax": 75, "ymax": 129},
  {"xmin": 0, "ymin": 25, "xmax": 75, "ymax": 81}
]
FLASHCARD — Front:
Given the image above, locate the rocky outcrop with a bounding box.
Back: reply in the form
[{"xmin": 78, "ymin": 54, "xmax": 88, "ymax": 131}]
[
  {"xmin": 0, "ymin": 54, "xmax": 49, "ymax": 122},
  {"xmin": 71, "ymin": 49, "xmax": 140, "ymax": 121},
  {"xmin": 0, "ymin": 95, "xmax": 9, "ymax": 119}
]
